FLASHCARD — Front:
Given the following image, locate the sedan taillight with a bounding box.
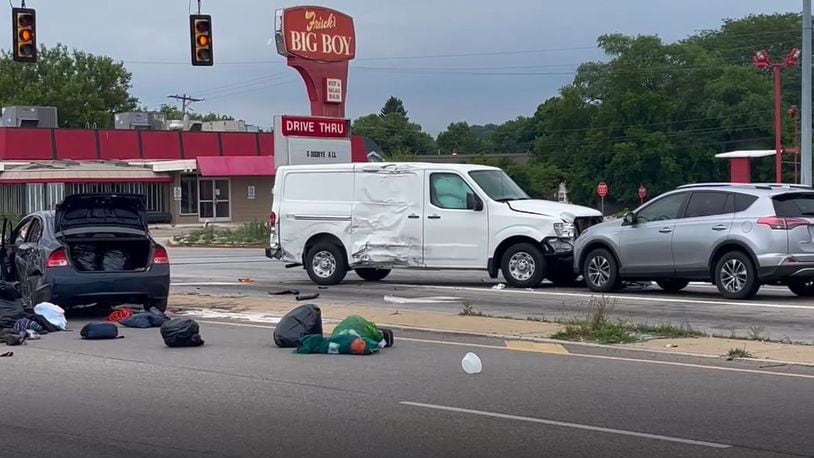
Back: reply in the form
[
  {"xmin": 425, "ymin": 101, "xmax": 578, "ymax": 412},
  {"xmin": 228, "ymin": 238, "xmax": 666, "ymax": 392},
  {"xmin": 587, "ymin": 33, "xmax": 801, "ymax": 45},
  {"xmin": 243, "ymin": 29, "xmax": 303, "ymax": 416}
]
[
  {"xmin": 46, "ymin": 249, "xmax": 69, "ymax": 268},
  {"xmin": 153, "ymin": 246, "xmax": 169, "ymax": 265}
]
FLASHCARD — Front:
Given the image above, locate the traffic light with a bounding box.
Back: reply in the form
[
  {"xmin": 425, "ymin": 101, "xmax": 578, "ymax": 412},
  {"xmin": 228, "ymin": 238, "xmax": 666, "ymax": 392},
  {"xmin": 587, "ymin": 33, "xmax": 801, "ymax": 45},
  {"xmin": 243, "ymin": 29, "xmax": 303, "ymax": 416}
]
[
  {"xmin": 190, "ymin": 14, "xmax": 213, "ymax": 66},
  {"xmin": 12, "ymin": 7, "xmax": 36, "ymax": 63}
]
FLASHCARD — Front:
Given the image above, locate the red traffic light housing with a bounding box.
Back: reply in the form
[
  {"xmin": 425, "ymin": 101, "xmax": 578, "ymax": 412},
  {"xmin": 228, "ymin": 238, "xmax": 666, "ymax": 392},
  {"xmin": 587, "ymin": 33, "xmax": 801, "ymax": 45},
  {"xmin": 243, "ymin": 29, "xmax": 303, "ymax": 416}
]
[
  {"xmin": 12, "ymin": 7, "xmax": 36, "ymax": 63},
  {"xmin": 190, "ymin": 14, "xmax": 213, "ymax": 66}
]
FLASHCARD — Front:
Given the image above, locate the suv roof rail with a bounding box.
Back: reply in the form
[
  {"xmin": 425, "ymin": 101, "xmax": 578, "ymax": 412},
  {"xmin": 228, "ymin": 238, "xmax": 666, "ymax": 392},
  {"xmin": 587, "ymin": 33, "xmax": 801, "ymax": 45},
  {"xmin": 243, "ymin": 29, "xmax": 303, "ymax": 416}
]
[
  {"xmin": 676, "ymin": 182, "xmax": 813, "ymax": 190},
  {"xmin": 676, "ymin": 183, "xmax": 754, "ymax": 189}
]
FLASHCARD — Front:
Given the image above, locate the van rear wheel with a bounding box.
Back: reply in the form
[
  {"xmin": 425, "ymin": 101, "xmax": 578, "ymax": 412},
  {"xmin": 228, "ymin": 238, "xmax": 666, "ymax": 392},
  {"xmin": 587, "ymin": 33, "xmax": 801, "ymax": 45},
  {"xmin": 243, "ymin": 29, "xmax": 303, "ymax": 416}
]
[
  {"xmin": 355, "ymin": 268, "xmax": 391, "ymax": 282},
  {"xmin": 305, "ymin": 242, "xmax": 347, "ymax": 285},
  {"xmin": 501, "ymin": 243, "xmax": 546, "ymax": 288}
]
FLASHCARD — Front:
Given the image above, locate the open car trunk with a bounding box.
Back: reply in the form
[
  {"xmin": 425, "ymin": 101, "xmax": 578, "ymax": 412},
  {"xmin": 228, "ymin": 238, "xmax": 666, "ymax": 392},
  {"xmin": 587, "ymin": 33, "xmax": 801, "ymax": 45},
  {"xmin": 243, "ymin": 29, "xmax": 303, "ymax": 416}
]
[
  {"xmin": 55, "ymin": 194, "xmax": 153, "ymax": 272},
  {"xmin": 64, "ymin": 235, "xmax": 152, "ymax": 272}
]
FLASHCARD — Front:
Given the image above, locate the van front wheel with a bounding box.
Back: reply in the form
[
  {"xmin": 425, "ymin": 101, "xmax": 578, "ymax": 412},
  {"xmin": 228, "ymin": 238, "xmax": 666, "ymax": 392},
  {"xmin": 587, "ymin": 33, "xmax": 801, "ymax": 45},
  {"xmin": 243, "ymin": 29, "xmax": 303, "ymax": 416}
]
[
  {"xmin": 355, "ymin": 268, "xmax": 391, "ymax": 282},
  {"xmin": 305, "ymin": 243, "xmax": 348, "ymax": 285},
  {"xmin": 501, "ymin": 243, "xmax": 546, "ymax": 288}
]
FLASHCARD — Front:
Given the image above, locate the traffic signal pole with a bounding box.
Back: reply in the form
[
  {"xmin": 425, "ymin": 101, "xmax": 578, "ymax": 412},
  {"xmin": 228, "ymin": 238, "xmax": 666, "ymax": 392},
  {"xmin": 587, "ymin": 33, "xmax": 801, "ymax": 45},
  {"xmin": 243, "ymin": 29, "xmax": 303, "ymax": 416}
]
[
  {"xmin": 802, "ymin": 0, "xmax": 812, "ymax": 186},
  {"xmin": 775, "ymin": 65, "xmax": 784, "ymax": 184}
]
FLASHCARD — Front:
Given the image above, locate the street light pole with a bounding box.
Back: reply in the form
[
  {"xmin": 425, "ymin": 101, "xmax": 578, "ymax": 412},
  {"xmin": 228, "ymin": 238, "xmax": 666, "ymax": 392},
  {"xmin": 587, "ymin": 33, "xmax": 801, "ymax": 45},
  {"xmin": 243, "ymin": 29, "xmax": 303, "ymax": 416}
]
[{"xmin": 802, "ymin": 0, "xmax": 812, "ymax": 186}]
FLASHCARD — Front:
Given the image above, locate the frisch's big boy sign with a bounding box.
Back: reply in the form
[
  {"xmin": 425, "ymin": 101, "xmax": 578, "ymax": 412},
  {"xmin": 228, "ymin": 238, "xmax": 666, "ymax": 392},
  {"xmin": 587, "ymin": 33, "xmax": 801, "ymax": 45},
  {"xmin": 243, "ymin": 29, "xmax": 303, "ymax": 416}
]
[{"xmin": 275, "ymin": 7, "xmax": 356, "ymax": 62}]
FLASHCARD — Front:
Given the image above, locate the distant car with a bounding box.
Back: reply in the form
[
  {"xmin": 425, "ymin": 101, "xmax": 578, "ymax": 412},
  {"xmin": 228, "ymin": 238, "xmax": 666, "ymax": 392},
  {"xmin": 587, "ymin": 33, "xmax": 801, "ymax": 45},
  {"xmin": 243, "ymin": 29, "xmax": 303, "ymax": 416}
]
[
  {"xmin": 3, "ymin": 194, "xmax": 170, "ymax": 311},
  {"xmin": 573, "ymin": 183, "xmax": 814, "ymax": 300}
]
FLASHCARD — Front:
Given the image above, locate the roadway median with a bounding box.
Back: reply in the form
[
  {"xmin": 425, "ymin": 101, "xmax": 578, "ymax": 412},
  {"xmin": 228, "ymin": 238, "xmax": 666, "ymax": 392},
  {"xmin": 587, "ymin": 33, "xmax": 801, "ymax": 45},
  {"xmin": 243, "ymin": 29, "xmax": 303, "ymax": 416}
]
[{"xmin": 170, "ymin": 293, "xmax": 814, "ymax": 366}]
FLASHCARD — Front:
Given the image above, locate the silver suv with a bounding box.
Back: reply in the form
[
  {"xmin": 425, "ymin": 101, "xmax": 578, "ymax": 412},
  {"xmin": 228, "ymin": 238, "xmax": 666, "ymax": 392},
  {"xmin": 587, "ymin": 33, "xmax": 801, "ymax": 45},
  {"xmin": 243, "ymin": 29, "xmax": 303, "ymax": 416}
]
[{"xmin": 573, "ymin": 184, "xmax": 814, "ymax": 299}]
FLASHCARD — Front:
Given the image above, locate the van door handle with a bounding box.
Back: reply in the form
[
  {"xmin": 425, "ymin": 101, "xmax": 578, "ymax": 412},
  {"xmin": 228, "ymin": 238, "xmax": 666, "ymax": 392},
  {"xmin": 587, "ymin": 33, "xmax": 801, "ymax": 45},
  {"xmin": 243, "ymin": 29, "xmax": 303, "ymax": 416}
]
[
  {"xmin": 659, "ymin": 227, "xmax": 672, "ymax": 233},
  {"xmin": 408, "ymin": 214, "xmax": 420, "ymax": 219},
  {"xmin": 712, "ymin": 224, "xmax": 727, "ymax": 231},
  {"xmin": 428, "ymin": 215, "xmax": 441, "ymax": 220}
]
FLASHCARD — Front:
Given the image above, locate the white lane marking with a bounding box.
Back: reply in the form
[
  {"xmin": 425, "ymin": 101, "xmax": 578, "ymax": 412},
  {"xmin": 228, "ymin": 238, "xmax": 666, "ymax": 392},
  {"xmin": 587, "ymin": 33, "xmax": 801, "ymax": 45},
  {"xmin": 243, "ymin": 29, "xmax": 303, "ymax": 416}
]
[
  {"xmin": 171, "ymin": 282, "xmax": 239, "ymax": 287},
  {"xmin": 384, "ymin": 295, "xmax": 464, "ymax": 304},
  {"xmin": 389, "ymin": 283, "xmax": 814, "ymax": 310},
  {"xmin": 399, "ymin": 402, "xmax": 731, "ymax": 449},
  {"xmin": 196, "ymin": 320, "xmax": 814, "ymax": 380}
]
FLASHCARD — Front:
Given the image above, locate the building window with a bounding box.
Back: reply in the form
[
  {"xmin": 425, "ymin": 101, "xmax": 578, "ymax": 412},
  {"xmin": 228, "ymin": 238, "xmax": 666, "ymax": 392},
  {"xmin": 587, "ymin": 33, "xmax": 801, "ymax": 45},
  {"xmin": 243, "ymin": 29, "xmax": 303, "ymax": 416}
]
[
  {"xmin": 180, "ymin": 174, "xmax": 198, "ymax": 215},
  {"xmin": 66, "ymin": 183, "xmax": 169, "ymax": 214}
]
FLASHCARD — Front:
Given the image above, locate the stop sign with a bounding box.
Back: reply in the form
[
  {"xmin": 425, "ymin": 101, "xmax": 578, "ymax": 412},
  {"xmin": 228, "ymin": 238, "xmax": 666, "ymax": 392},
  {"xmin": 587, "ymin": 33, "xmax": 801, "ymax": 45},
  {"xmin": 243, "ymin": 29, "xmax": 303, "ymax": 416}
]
[
  {"xmin": 597, "ymin": 182, "xmax": 608, "ymax": 198},
  {"xmin": 638, "ymin": 185, "xmax": 647, "ymax": 199}
]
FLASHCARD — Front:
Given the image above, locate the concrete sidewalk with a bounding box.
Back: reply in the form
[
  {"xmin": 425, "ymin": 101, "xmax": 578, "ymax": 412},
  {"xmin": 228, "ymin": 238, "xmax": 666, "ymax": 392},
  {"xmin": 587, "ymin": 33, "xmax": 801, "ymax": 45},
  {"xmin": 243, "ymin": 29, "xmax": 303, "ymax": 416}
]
[{"xmin": 170, "ymin": 293, "xmax": 814, "ymax": 366}]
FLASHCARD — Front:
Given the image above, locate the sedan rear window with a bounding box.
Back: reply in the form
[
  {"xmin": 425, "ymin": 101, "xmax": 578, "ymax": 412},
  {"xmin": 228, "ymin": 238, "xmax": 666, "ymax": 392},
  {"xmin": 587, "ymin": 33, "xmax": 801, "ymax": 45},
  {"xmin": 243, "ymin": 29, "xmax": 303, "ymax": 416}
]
[{"xmin": 772, "ymin": 193, "xmax": 814, "ymax": 217}]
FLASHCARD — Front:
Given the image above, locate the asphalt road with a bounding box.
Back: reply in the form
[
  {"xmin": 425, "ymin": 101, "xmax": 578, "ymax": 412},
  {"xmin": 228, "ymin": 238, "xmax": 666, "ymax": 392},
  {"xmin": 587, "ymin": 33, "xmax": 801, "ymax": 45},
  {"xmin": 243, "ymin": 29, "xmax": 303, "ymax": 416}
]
[
  {"xmin": 168, "ymin": 248, "xmax": 814, "ymax": 344},
  {"xmin": 2, "ymin": 313, "xmax": 814, "ymax": 457}
]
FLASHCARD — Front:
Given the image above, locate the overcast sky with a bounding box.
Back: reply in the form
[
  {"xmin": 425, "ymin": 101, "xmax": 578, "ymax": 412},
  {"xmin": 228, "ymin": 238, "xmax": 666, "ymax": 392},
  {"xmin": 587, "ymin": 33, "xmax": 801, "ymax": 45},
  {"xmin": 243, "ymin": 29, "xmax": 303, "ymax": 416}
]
[{"xmin": 0, "ymin": 0, "xmax": 804, "ymax": 134}]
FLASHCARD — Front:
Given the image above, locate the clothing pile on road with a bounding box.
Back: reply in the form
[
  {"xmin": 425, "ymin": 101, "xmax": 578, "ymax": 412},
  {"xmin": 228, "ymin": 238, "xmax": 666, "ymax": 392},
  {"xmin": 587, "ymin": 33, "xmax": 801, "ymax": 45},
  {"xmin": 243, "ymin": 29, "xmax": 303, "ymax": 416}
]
[
  {"xmin": 0, "ymin": 282, "xmax": 65, "ymax": 345},
  {"xmin": 273, "ymin": 304, "xmax": 394, "ymax": 355}
]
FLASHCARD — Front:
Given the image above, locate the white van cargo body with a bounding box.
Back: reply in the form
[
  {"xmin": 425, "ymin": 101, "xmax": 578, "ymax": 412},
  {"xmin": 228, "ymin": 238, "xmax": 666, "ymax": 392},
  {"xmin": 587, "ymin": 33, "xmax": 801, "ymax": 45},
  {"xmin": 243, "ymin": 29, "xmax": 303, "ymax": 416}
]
[{"xmin": 265, "ymin": 163, "xmax": 603, "ymax": 287}]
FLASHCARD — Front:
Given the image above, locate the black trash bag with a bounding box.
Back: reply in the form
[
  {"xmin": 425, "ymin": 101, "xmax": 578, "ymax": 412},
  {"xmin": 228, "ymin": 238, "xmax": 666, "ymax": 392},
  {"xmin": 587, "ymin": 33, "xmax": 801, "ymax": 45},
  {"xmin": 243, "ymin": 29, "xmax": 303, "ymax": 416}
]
[
  {"xmin": 102, "ymin": 249, "xmax": 128, "ymax": 271},
  {"xmin": 0, "ymin": 281, "xmax": 20, "ymax": 302},
  {"xmin": 273, "ymin": 304, "xmax": 323, "ymax": 348},
  {"xmin": 0, "ymin": 298, "xmax": 25, "ymax": 329},
  {"xmin": 121, "ymin": 312, "xmax": 168, "ymax": 329},
  {"xmin": 160, "ymin": 318, "xmax": 204, "ymax": 347},
  {"xmin": 72, "ymin": 244, "xmax": 97, "ymax": 272}
]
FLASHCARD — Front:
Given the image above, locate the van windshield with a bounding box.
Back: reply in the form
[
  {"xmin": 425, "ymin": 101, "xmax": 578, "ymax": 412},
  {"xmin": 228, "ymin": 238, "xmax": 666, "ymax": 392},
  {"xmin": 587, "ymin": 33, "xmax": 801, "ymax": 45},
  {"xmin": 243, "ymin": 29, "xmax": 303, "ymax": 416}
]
[{"xmin": 468, "ymin": 170, "xmax": 530, "ymax": 202}]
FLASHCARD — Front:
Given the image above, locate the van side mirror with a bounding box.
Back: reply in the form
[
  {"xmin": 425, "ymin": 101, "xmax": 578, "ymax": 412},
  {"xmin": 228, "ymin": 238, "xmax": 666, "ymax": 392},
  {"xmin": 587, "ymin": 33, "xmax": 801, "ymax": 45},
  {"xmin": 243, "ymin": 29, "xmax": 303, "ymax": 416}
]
[
  {"xmin": 467, "ymin": 193, "xmax": 483, "ymax": 211},
  {"xmin": 622, "ymin": 212, "xmax": 637, "ymax": 226}
]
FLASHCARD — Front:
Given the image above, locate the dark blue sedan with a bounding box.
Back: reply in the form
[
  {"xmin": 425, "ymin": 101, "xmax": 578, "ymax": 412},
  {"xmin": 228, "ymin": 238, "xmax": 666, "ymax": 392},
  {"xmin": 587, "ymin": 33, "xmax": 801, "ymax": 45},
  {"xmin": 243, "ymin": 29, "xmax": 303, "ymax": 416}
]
[{"xmin": 3, "ymin": 194, "xmax": 170, "ymax": 311}]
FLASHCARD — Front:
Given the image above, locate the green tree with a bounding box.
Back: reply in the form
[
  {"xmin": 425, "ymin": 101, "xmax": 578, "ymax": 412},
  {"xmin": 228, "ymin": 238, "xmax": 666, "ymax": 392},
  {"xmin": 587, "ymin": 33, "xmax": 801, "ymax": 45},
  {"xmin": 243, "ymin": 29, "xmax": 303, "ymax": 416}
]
[
  {"xmin": 380, "ymin": 96, "xmax": 407, "ymax": 118},
  {"xmin": 353, "ymin": 98, "xmax": 435, "ymax": 155},
  {"xmin": 437, "ymin": 121, "xmax": 482, "ymax": 154},
  {"xmin": 0, "ymin": 44, "xmax": 138, "ymax": 128}
]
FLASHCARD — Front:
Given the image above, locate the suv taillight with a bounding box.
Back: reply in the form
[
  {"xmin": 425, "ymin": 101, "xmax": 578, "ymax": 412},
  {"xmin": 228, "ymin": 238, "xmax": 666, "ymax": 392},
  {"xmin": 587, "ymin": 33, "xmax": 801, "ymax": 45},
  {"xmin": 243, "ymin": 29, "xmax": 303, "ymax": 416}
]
[
  {"xmin": 153, "ymin": 246, "xmax": 169, "ymax": 265},
  {"xmin": 269, "ymin": 212, "xmax": 277, "ymax": 228},
  {"xmin": 46, "ymin": 249, "xmax": 69, "ymax": 268},
  {"xmin": 757, "ymin": 217, "xmax": 810, "ymax": 230}
]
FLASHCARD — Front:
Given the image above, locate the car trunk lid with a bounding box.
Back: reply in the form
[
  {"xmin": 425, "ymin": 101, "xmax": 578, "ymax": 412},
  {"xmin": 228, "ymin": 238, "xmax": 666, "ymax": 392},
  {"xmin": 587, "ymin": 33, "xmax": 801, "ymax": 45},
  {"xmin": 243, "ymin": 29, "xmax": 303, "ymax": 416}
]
[{"xmin": 55, "ymin": 194, "xmax": 148, "ymax": 237}]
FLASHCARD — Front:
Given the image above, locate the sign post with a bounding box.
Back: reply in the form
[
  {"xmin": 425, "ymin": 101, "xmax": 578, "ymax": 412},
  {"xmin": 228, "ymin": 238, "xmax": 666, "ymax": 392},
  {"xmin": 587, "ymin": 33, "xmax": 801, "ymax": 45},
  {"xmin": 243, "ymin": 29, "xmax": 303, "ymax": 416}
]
[
  {"xmin": 597, "ymin": 182, "xmax": 608, "ymax": 215},
  {"xmin": 638, "ymin": 185, "xmax": 647, "ymax": 206}
]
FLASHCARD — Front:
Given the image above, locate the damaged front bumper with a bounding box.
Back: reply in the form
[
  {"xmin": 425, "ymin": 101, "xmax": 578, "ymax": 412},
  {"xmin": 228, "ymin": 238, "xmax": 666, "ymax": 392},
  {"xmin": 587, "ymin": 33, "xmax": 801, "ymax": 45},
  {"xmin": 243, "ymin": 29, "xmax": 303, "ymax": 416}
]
[
  {"xmin": 265, "ymin": 246, "xmax": 281, "ymax": 259},
  {"xmin": 543, "ymin": 237, "xmax": 574, "ymax": 258}
]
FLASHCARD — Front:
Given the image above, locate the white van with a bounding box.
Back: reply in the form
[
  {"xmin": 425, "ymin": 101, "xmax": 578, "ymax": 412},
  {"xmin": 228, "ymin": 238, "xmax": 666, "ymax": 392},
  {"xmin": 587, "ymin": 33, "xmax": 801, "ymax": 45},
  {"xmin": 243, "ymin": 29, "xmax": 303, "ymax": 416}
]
[{"xmin": 265, "ymin": 162, "xmax": 603, "ymax": 287}]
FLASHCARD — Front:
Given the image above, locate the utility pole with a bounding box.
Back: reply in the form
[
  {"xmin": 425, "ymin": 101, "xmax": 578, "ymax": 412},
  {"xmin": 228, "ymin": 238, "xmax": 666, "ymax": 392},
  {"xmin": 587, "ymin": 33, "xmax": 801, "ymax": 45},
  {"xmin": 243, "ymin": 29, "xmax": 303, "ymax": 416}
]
[
  {"xmin": 802, "ymin": 0, "xmax": 812, "ymax": 186},
  {"xmin": 167, "ymin": 94, "xmax": 204, "ymax": 117}
]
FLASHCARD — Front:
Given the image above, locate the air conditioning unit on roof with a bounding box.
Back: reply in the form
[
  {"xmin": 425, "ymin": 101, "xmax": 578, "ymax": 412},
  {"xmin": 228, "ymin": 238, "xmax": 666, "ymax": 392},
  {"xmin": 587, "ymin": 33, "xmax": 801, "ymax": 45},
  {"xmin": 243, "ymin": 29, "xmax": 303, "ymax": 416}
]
[{"xmin": 1, "ymin": 106, "xmax": 59, "ymax": 128}]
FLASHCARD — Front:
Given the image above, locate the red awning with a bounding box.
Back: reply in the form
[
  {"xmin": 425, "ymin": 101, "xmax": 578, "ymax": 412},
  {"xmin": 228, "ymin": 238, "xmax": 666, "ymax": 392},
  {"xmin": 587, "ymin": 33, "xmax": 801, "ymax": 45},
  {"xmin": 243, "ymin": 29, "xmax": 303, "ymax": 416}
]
[{"xmin": 196, "ymin": 156, "xmax": 275, "ymax": 177}]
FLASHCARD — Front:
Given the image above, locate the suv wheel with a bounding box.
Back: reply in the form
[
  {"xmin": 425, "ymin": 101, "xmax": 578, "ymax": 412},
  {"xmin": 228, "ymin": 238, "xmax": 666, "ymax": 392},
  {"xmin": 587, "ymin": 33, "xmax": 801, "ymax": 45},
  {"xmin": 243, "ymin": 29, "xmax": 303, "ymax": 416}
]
[
  {"xmin": 501, "ymin": 243, "xmax": 546, "ymax": 288},
  {"xmin": 656, "ymin": 279, "xmax": 689, "ymax": 294},
  {"xmin": 583, "ymin": 248, "xmax": 620, "ymax": 292},
  {"xmin": 305, "ymin": 242, "xmax": 348, "ymax": 285},
  {"xmin": 714, "ymin": 251, "xmax": 759, "ymax": 299},
  {"xmin": 787, "ymin": 278, "xmax": 814, "ymax": 297}
]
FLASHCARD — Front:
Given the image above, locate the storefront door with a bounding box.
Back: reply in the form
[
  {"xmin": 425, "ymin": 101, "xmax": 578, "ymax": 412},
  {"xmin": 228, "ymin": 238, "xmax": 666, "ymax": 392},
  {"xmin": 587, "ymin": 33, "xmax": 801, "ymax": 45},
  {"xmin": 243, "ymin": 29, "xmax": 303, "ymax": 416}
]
[{"xmin": 198, "ymin": 179, "xmax": 231, "ymax": 221}]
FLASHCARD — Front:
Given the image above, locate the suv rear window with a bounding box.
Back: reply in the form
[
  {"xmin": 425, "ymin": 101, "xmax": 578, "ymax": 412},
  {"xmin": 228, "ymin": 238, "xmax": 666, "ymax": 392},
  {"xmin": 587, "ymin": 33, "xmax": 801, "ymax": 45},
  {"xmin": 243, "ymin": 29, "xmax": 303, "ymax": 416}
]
[{"xmin": 772, "ymin": 193, "xmax": 814, "ymax": 217}]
